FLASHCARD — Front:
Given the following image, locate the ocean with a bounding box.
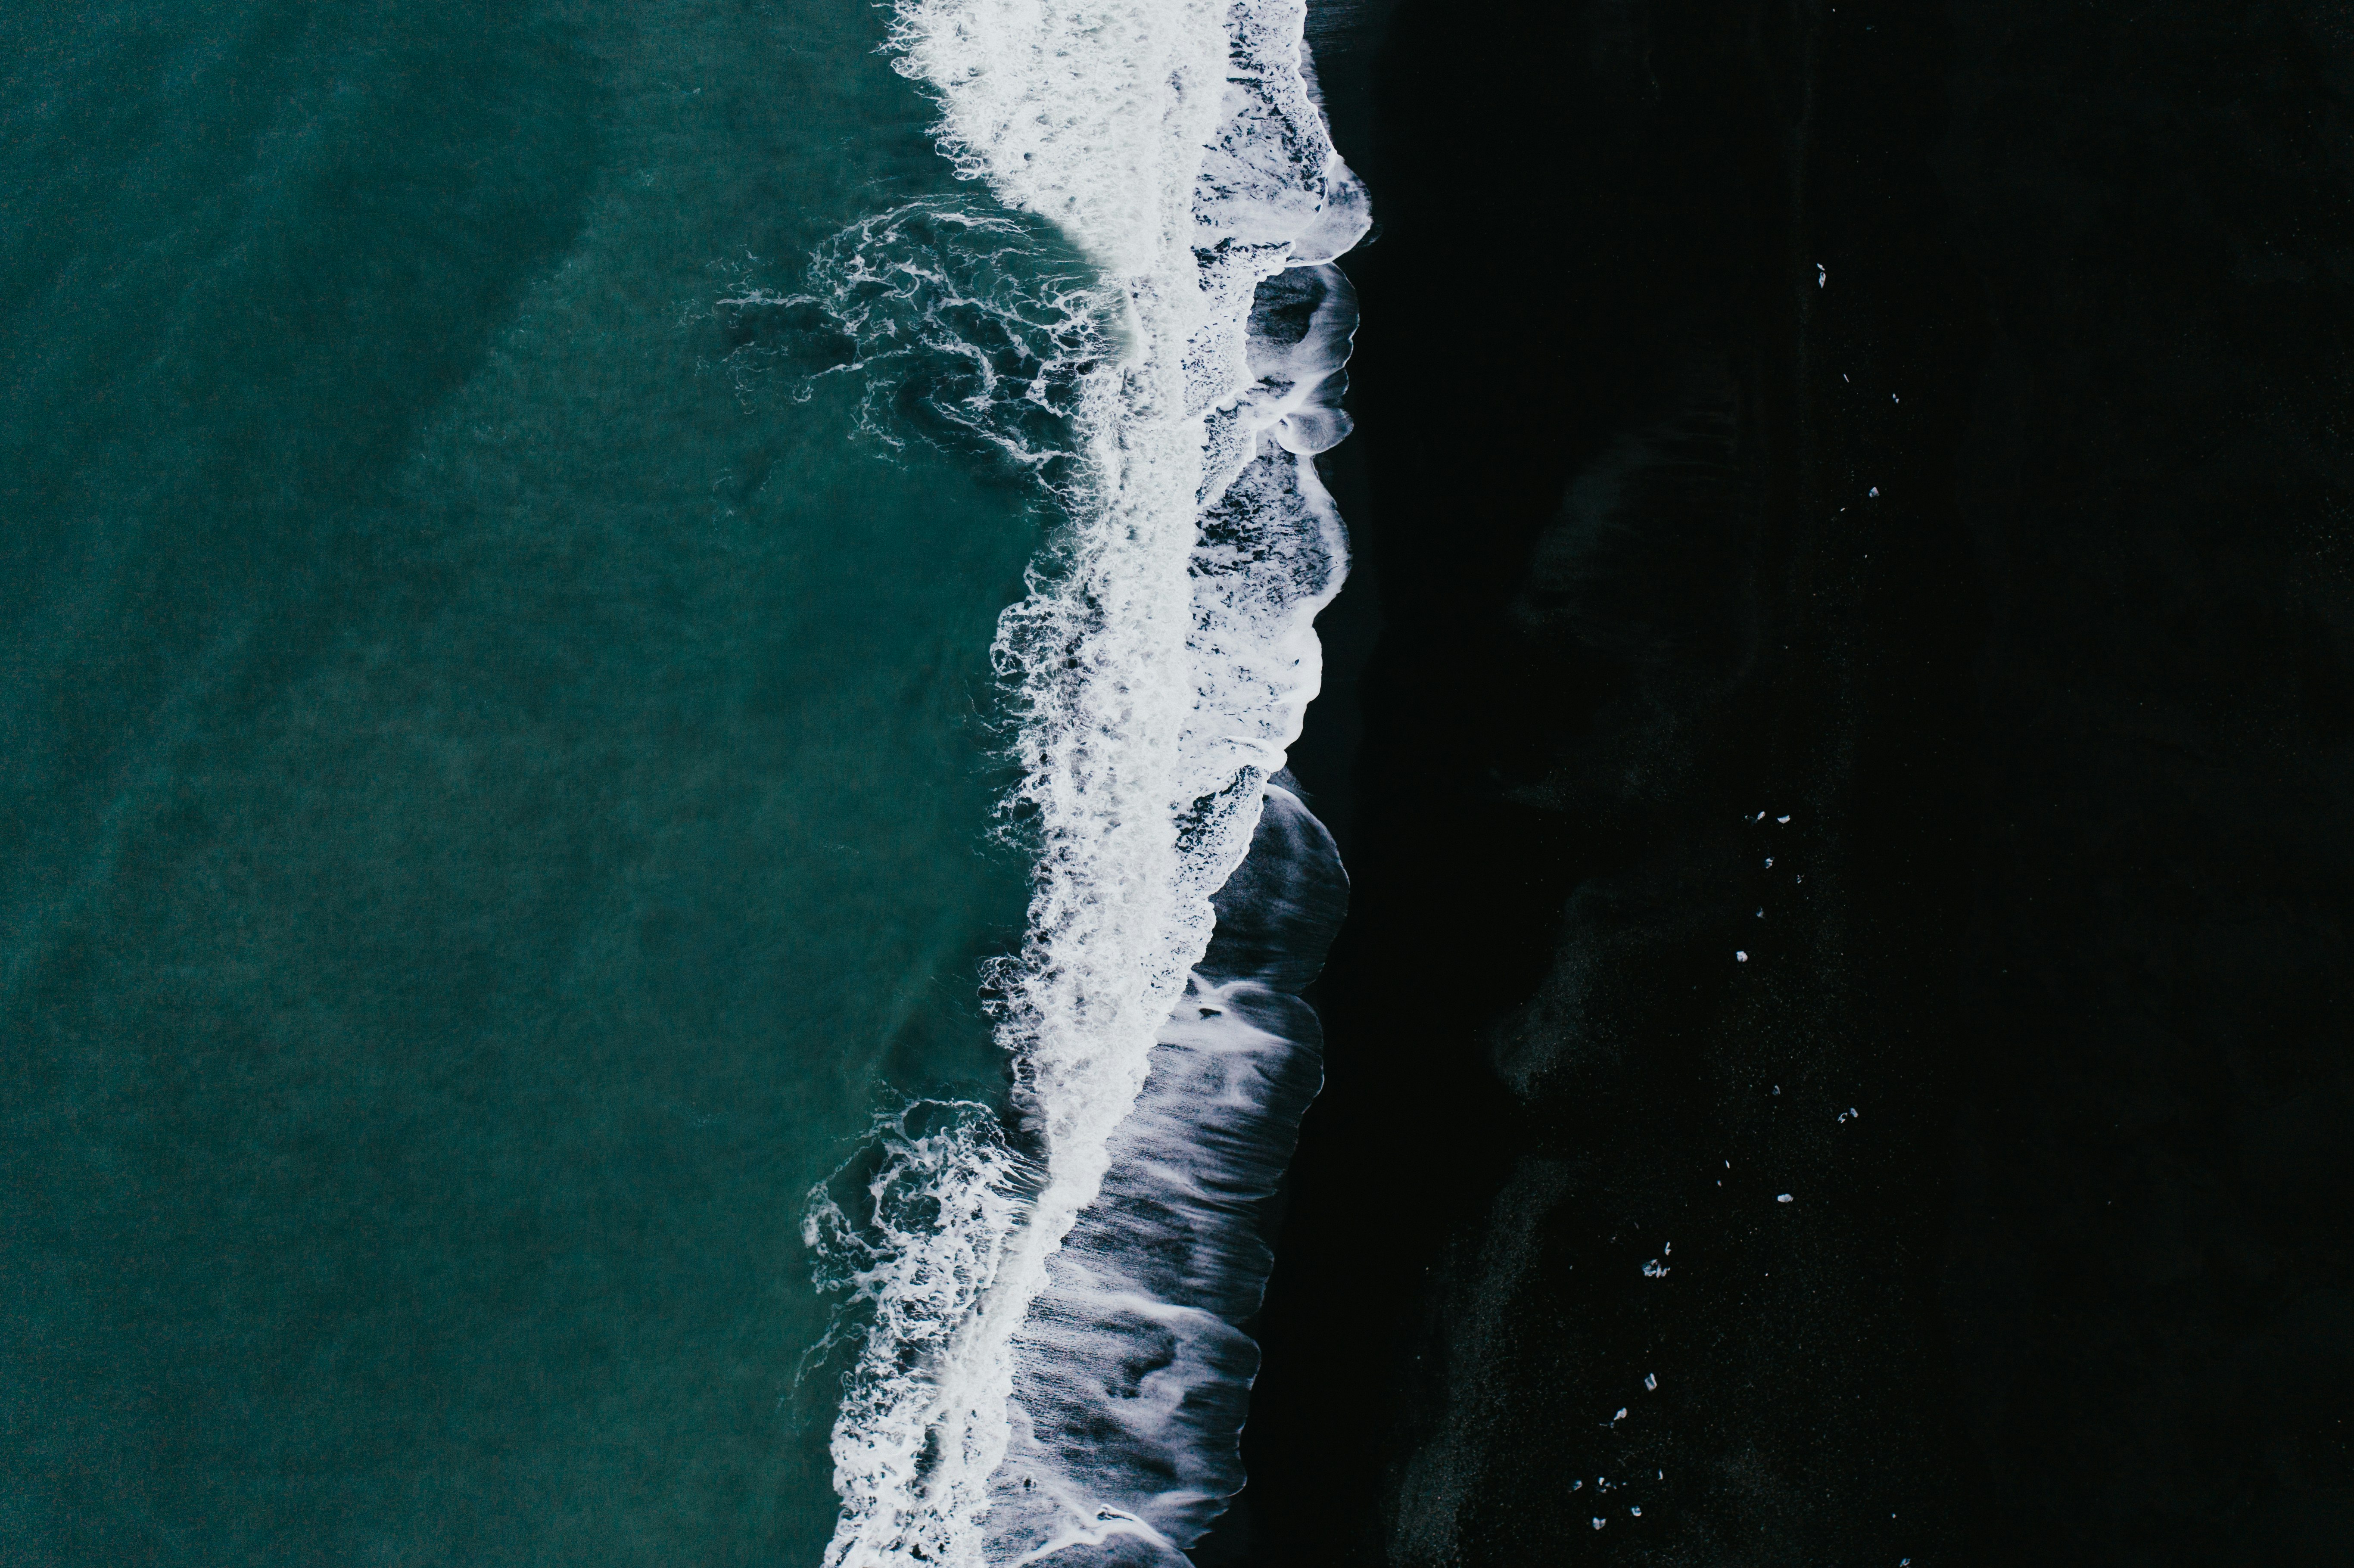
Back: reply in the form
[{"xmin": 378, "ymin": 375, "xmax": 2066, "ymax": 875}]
[{"xmin": 2, "ymin": 0, "xmax": 1363, "ymax": 1562}]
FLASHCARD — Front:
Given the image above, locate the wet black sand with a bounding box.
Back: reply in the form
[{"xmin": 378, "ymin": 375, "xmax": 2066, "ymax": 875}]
[{"xmin": 1221, "ymin": 2, "xmax": 2354, "ymax": 1563}]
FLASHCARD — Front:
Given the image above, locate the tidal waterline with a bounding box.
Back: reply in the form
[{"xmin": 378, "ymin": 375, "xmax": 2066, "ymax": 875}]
[{"xmin": 3, "ymin": 0, "xmax": 1049, "ymax": 1560}]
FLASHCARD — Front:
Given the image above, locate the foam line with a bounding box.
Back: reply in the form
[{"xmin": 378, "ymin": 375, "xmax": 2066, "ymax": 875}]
[{"xmin": 805, "ymin": 0, "xmax": 1367, "ymax": 1557}]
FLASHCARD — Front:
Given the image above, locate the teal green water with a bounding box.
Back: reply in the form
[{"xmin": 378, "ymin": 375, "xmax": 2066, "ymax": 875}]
[{"xmin": 1, "ymin": 2, "xmax": 1039, "ymax": 1561}]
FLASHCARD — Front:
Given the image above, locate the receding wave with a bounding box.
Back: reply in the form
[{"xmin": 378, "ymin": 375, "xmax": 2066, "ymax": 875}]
[
  {"xmin": 796, "ymin": 0, "xmax": 1369, "ymax": 1560},
  {"xmin": 982, "ymin": 782, "xmax": 1346, "ymax": 1563}
]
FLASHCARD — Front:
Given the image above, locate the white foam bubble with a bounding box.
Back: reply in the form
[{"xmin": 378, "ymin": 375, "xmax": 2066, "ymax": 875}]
[{"xmin": 806, "ymin": 0, "xmax": 1368, "ymax": 1559}]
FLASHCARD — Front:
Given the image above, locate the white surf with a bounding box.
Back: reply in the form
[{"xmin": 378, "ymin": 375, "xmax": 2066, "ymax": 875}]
[{"xmin": 804, "ymin": 0, "xmax": 1368, "ymax": 1559}]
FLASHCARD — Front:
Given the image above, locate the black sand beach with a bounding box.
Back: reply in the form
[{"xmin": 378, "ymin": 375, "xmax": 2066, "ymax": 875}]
[{"xmin": 1227, "ymin": 1, "xmax": 2354, "ymax": 1562}]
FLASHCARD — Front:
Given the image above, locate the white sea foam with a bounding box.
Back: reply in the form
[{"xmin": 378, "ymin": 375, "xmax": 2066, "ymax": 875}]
[
  {"xmin": 804, "ymin": 0, "xmax": 1367, "ymax": 1559},
  {"xmin": 980, "ymin": 783, "xmax": 1345, "ymax": 1564},
  {"xmin": 715, "ymin": 198, "xmax": 1108, "ymax": 478}
]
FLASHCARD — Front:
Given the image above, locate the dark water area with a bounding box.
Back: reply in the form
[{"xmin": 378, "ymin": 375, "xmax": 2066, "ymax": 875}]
[
  {"xmin": 1239, "ymin": 0, "xmax": 2354, "ymax": 1563},
  {"xmin": 1, "ymin": 3, "xmax": 1040, "ymax": 1559}
]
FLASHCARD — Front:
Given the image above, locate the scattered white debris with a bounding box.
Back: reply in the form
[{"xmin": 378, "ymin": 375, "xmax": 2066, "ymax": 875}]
[
  {"xmin": 1630, "ymin": 1506, "xmax": 1642, "ymax": 1518},
  {"xmin": 1614, "ymin": 1409, "xmax": 1628, "ymax": 1422},
  {"xmin": 1777, "ymin": 1193, "xmax": 1794, "ymax": 1203},
  {"xmin": 1868, "ymin": 486, "xmax": 1880, "ymax": 498},
  {"xmin": 1796, "ymin": 874, "xmax": 1805, "ymax": 884},
  {"xmin": 1663, "ymin": 1242, "xmax": 1672, "ymax": 1254},
  {"xmin": 1838, "ymin": 1106, "xmax": 1860, "ymax": 1123},
  {"xmin": 1892, "ymin": 393, "xmax": 1900, "ymax": 402},
  {"xmin": 1643, "ymin": 1259, "xmax": 1670, "ymax": 1278},
  {"xmin": 1817, "ymin": 264, "xmax": 1827, "ymax": 288},
  {"xmin": 1593, "ymin": 1517, "xmax": 1606, "ymax": 1530},
  {"xmin": 1752, "ymin": 810, "xmax": 1767, "ymax": 822},
  {"xmin": 1644, "ymin": 1373, "xmax": 1658, "ymax": 1391},
  {"xmin": 1736, "ymin": 950, "xmax": 1749, "ymax": 962}
]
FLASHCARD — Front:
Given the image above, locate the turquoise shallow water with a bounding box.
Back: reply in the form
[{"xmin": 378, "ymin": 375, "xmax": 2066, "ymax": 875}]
[{"xmin": 2, "ymin": 2, "xmax": 1046, "ymax": 1560}]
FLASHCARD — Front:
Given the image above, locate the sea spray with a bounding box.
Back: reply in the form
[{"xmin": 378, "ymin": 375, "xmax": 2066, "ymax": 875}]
[{"xmin": 803, "ymin": 0, "xmax": 1368, "ymax": 1559}]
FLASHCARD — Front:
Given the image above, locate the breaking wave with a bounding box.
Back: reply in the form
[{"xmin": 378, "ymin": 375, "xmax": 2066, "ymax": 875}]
[{"xmin": 799, "ymin": 0, "xmax": 1367, "ymax": 1561}]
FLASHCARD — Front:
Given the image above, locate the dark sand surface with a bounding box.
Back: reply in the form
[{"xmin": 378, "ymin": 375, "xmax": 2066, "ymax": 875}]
[{"xmin": 1223, "ymin": 2, "xmax": 2354, "ymax": 1562}]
